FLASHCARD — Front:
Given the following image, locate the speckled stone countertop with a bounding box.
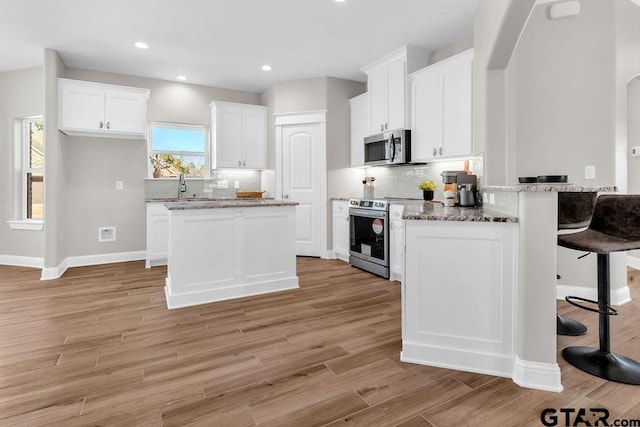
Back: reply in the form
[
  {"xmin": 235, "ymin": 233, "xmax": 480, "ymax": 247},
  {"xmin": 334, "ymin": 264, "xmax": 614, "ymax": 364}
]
[
  {"xmin": 402, "ymin": 202, "xmax": 518, "ymax": 223},
  {"xmin": 164, "ymin": 199, "xmax": 298, "ymax": 210},
  {"xmin": 147, "ymin": 197, "xmax": 275, "ymax": 202},
  {"xmin": 483, "ymin": 184, "xmax": 617, "ymax": 193}
]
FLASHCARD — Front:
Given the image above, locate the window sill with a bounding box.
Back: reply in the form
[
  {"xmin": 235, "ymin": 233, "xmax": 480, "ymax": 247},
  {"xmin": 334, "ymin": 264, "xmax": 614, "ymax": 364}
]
[{"xmin": 7, "ymin": 220, "xmax": 44, "ymax": 231}]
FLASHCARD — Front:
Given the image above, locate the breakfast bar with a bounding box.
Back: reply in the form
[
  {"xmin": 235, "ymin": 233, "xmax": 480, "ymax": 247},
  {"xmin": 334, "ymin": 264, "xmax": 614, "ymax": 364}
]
[
  {"xmin": 401, "ymin": 184, "xmax": 616, "ymax": 392},
  {"xmin": 163, "ymin": 199, "xmax": 299, "ymax": 309}
]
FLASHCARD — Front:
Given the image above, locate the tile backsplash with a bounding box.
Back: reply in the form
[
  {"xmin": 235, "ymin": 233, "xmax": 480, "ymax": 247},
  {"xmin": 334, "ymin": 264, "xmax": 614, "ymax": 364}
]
[
  {"xmin": 145, "ymin": 169, "xmax": 262, "ymax": 199},
  {"xmin": 365, "ymin": 156, "xmax": 484, "ymax": 200}
]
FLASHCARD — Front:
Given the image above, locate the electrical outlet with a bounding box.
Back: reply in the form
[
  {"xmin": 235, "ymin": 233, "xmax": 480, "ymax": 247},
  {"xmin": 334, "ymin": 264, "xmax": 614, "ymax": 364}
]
[
  {"xmin": 482, "ymin": 192, "xmax": 488, "ymax": 203},
  {"xmin": 632, "ymin": 147, "xmax": 640, "ymax": 157},
  {"xmin": 234, "ymin": 181, "xmax": 240, "ymax": 189},
  {"xmin": 98, "ymin": 226, "xmax": 116, "ymax": 242},
  {"xmin": 489, "ymin": 193, "xmax": 495, "ymax": 205},
  {"xmin": 115, "ymin": 181, "xmax": 123, "ymax": 190},
  {"xmin": 585, "ymin": 165, "xmax": 596, "ymax": 180}
]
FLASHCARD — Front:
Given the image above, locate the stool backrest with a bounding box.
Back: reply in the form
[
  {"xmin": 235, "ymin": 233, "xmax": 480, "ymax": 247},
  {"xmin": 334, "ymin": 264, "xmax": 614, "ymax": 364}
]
[
  {"xmin": 589, "ymin": 195, "xmax": 640, "ymax": 240},
  {"xmin": 558, "ymin": 192, "xmax": 597, "ymax": 228}
]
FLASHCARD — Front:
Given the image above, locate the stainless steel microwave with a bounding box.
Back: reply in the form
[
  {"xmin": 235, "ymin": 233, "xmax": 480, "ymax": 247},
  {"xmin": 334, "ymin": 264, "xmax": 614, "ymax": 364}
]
[{"xmin": 364, "ymin": 129, "xmax": 411, "ymax": 166}]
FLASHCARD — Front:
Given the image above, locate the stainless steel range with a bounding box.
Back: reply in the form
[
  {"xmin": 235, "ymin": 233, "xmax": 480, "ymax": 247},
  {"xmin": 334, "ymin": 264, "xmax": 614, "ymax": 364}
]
[{"xmin": 348, "ymin": 198, "xmax": 390, "ymax": 278}]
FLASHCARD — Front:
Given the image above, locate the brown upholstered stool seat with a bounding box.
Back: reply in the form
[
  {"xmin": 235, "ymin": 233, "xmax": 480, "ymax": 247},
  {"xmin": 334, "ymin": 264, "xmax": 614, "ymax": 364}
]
[
  {"xmin": 557, "ymin": 194, "xmax": 640, "ymax": 385},
  {"xmin": 556, "ymin": 192, "xmax": 597, "ymax": 336}
]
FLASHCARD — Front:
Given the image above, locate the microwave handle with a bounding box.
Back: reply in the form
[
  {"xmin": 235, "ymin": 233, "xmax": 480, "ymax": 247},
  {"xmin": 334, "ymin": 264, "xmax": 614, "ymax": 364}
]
[{"xmin": 389, "ymin": 134, "xmax": 396, "ymax": 161}]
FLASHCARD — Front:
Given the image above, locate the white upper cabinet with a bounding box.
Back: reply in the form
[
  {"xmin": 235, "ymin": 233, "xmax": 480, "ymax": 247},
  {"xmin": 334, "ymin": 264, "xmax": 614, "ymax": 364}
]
[
  {"xmin": 58, "ymin": 78, "xmax": 150, "ymax": 139},
  {"xmin": 410, "ymin": 49, "xmax": 474, "ymax": 162},
  {"xmin": 362, "ymin": 46, "xmax": 429, "ymax": 135},
  {"xmin": 349, "ymin": 92, "xmax": 370, "ymax": 167},
  {"xmin": 210, "ymin": 101, "xmax": 267, "ymax": 169}
]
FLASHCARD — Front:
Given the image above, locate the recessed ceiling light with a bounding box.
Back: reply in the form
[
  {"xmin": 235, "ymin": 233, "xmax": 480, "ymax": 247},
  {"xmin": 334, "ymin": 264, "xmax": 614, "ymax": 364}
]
[
  {"xmin": 261, "ymin": 65, "xmax": 272, "ymax": 71},
  {"xmin": 334, "ymin": 0, "xmax": 347, "ymax": 3},
  {"xmin": 134, "ymin": 41, "xmax": 150, "ymax": 49},
  {"xmin": 176, "ymin": 75, "xmax": 187, "ymax": 81}
]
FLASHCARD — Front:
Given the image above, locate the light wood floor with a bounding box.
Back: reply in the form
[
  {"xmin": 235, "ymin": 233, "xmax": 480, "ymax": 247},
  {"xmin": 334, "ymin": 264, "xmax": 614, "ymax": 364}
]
[{"xmin": 0, "ymin": 259, "xmax": 639, "ymax": 426}]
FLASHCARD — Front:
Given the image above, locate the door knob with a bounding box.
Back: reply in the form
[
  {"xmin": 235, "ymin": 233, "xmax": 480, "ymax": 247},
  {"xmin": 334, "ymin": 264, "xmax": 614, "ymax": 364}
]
[{"xmin": 283, "ymin": 194, "xmax": 289, "ymax": 199}]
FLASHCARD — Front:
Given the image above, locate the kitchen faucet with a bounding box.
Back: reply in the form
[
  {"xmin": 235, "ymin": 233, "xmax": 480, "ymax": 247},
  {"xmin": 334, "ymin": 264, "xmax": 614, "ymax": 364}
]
[{"xmin": 178, "ymin": 173, "xmax": 187, "ymax": 198}]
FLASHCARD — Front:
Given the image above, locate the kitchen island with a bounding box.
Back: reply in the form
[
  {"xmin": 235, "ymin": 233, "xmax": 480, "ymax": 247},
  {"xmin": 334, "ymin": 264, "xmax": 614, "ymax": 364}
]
[
  {"xmin": 163, "ymin": 199, "xmax": 299, "ymax": 309},
  {"xmin": 401, "ymin": 184, "xmax": 616, "ymax": 392}
]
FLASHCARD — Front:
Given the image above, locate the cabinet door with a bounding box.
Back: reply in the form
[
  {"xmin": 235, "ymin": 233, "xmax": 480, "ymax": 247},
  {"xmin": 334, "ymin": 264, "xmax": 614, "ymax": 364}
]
[
  {"xmin": 441, "ymin": 56, "xmax": 473, "ymax": 158},
  {"xmin": 104, "ymin": 89, "xmax": 147, "ymax": 136},
  {"xmin": 368, "ymin": 69, "xmax": 387, "ymax": 134},
  {"xmin": 241, "ymin": 106, "xmax": 267, "ymax": 169},
  {"xmin": 386, "ymin": 60, "xmax": 407, "ymax": 131},
  {"xmin": 213, "ymin": 103, "xmax": 243, "ymax": 168},
  {"xmin": 332, "ymin": 201, "xmax": 350, "ymax": 261},
  {"xmin": 60, "ymin": 82, "xmax": 105, "ymax": 131},
  {"xmin": 410, "ymin": 69, "xmax": 442, "ymax": 162},
  {"xmin": 349, "ymin": 93, "xmax": 369, "ymax": 167},
  {"xmin": 146, "ymin": 203, "xmax": 169, "ymax": 267}
]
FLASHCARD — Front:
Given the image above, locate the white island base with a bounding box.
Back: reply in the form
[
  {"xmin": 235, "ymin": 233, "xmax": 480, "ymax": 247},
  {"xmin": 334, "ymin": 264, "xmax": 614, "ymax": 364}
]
[{"xmin": 164, "ymin": 203, "xmax": 299, "ymax": 309}]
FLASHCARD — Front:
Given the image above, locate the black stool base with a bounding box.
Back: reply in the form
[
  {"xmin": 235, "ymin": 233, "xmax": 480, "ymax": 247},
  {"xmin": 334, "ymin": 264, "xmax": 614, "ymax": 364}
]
[
  {"xmin": 557, "ymin": 314, "xmax": 587, "ymax": 336},
  {"xmin": 563, "ymin": 346, "xmax": 640, "ymax": 385}
]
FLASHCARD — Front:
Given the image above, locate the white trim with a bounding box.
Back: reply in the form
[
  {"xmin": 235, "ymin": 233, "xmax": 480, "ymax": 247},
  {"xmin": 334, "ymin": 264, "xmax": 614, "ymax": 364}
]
[
  {"xmin": 274, "ymin": 110, "xmax": 327, "ymax": 126},
  {"xmin": 557, "ymin": 284, "xmax": 631, "ymax": 306},
  {"xmin": 512, "ymin": 356, "xmax": 563, "ymax": 392},
  {"xmin": 0, "ymin": 255, "xmax": 44, "ymax": 269},
  {"xmin": 7, "ymin": 220, "xmax": 44, "ymax": 231},
  {"xmin": 40, "ymin": 251, "xmax": 146, "ymax": 280},
  {"xmin": 165, "ymin": 276, "xmax": 299, "ymax": 309},
  {"xmin": 400, "ymin": 344, "xmax": 514, "ymax": 379},
  {"xmin": 628, "ymin": 254, "xmax": 640, "ymax": 270}
]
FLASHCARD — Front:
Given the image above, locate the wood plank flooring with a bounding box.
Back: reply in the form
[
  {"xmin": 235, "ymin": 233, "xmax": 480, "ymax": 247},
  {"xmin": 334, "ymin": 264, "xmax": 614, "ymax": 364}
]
[{"xmin": 0, "ymin": 259, "xmax": 639, "ymax": 426}]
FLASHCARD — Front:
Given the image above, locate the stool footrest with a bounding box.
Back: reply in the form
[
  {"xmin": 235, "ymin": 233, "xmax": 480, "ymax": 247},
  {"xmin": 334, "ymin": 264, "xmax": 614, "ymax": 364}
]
[
  {"xmin": 565, "ymin": 295, "xmax": 619, "ymax": 316},
  {"xmin": 563, "ymin": 346, "xmax": 640, "ymax": 385}
]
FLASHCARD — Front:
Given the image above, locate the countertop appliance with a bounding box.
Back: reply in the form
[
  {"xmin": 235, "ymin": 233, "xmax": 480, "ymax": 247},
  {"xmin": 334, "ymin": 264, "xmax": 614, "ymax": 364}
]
[
  {"xmin": 442, "ymin": 170, "xmax": 478, "ymax": 207},
  {"xmin": 364, "ymin": 129, "xmax": 410, "ymax": 166},
  {"xmin": 348, "ymin": 198, "xmax": 390, "ymax": 278}
]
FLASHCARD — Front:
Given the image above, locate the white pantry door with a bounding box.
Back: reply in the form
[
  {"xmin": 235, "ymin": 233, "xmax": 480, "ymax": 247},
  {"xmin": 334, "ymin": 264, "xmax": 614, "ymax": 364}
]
[{"xmin": 276, "ymin": 112, "xmax": 326, "ymax": 257}]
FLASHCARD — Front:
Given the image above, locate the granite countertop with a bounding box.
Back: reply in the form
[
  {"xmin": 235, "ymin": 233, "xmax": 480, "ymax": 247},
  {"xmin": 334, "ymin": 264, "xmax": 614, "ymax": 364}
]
[
  {"xmin": 402, "ymin": 202, "xmax": 518, "ymax": 223},
  {"xmin": 164, "ymin": 199, "xmax": 298, "ymax": 210},
  {"xmin": 484, "ymin": 184, "xmax": 617, "ymax": 193},
  {"xmin": 147, "ymin": 197, "xmax": 274, "ymax": 202}
]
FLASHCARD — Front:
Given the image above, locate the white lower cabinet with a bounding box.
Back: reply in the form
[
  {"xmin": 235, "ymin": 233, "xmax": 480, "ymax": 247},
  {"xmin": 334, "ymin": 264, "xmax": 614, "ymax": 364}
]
[
  {"xmin": 332, "ymin": 200, "xmax": 350, "ymax": 262},
  {"xmin": 389, "ymin": 204, "xmax": 405, "ymax": 282},
  {"xmin": 146, "ymin": 203, "xmax": 169, "ymax": 268},
  {"xmin": 402, "ymin": 220, "xmax": 517, "ymax": 377}
]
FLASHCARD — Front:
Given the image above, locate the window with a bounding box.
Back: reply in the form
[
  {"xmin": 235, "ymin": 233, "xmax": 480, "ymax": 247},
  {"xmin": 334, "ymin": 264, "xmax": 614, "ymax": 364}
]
[
  {"xmin": 149, "ymin": 123, "xmax": 209, "ymax": 178},
  {"xmin": 9, "ymin": 117, "xmax": 44, "ymax": 230}
]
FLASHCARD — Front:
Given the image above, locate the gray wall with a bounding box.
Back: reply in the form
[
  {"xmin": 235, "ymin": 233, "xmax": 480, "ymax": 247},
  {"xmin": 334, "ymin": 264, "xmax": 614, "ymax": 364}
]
[
  {"xmin": 0, "ymin": 67, "xmax": 45, "ymax": 259},
  {"xmin": 56, "ymin": 67, "xmax": 260, "ymax": 258}
]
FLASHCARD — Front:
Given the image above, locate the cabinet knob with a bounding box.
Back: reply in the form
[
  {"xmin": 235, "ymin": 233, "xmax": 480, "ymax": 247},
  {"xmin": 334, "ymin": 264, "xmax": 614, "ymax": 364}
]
[
  {"xmin": 385, "ymin": 123, "xmax": 388, "ymax": 130},
  {"xmin": 380, "ymin": 124, "xmax": 384, "ymax": 132},
  {"xmin": 283, "ymin": 194, "xmax": 289, "ymax": 199},
  {"xmin": 238, "ymin": 160, "xmax": 242, "ymax": 167},
  {"xmin": 439, "ymin": 147, "xmax": 443, "ymax": 156},
  {"xmin": 106, "ymin": 121, "xmax": 110, "ymax": 129},
  {"xmin": 99, "ymin": 121, "xmax": 104, "ymax": 129},
  {"xmin": 242, "ymin": 161, "xmax": 246, "ymax": 167},
  {"xmin": 432, "ymin": 147, "xmax": 437, "ymax": 156}
]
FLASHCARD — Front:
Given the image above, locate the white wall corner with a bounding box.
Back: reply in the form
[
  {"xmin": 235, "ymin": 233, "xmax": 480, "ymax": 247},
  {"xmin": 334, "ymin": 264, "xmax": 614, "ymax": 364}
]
[
  {"xmin": 41, "ymin": 259, "xmax": 68, "ymax": 280},
  {"xmin": 512, "ymin": 356, "xmax": 563, "ymax": 392}
]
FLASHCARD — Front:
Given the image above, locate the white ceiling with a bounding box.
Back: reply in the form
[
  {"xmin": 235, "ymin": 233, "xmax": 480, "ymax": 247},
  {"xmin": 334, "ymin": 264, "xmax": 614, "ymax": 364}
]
[{"xmin": 0, "ymin": 0, "xmax": 477, "ymax": 93}]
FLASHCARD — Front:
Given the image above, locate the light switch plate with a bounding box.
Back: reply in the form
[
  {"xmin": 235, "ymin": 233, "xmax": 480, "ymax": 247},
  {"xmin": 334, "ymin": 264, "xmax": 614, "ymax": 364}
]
[
  {"xmin": 585, "ymin": 165, "xmax": 596, "ymax": 180},
  {"xmin": 632, "ymin": 147, "xmax": 640, "ymax": 157},
  {"xmin": 115, "ymin": 181, "xmax": 123, "ymax": 190}
]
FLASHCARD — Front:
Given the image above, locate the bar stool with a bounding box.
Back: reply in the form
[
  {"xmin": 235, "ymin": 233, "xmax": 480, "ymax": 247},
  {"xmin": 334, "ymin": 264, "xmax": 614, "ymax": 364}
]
[
  {"xmin": 556, "ymin": 192, "xmax": 598, "ymax": 336},
  {"xmin": 558, "ymin": 194, "xmax": 640, "ymax": 384}
]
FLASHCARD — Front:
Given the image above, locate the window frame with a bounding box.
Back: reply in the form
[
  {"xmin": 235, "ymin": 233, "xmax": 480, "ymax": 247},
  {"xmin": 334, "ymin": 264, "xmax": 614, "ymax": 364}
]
[
  {"xmin": 8, "ymin": 116, "xmax": 44, "ymax": 231},
  {"xmin": 148, "ymin": 122, "xmax": 210, "ymax": 179}
]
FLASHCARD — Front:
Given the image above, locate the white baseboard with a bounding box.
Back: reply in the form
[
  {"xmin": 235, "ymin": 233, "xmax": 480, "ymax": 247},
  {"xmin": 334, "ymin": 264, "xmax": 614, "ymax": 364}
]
[
  {"xmin": 0, "ymin": 255, "xmax": 44, "ymax": 269},
  {"xmin": 557, "ymin": 284, "xmax": 631, "ymax": 306},
  {"xmin": 628, "ymin": 255, "xmax": 640, "ymax": 270},
  {"xmin": 40, "ymin": 250, "xmax": 146, "ymax": 280},
  {"xmin": 165, "ymin": 276, "xmax": 299, "ymax": 309},
  {"xmin": 512, "ymin": 356, "xmax": 563, "ymax": 393}
]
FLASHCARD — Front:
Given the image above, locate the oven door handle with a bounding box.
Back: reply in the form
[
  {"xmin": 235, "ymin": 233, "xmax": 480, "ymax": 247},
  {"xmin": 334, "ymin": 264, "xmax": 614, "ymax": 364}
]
[{"xmin": 349, "ymin": 208, "xmax": 388, "ymax": 219}]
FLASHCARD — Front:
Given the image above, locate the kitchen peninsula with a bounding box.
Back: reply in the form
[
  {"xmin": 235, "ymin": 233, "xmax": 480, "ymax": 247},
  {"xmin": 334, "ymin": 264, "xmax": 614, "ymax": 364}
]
[
  {"xmin": 163, "ymin": 199, "xmax": 299, "ymax": 309},
  {"xmin": 401, "ymin": 184, "xmax": 616, "ymax": 392}
]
